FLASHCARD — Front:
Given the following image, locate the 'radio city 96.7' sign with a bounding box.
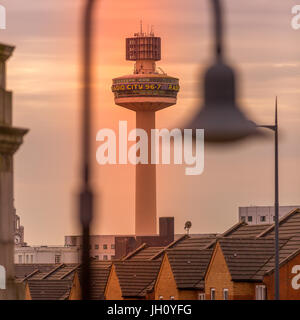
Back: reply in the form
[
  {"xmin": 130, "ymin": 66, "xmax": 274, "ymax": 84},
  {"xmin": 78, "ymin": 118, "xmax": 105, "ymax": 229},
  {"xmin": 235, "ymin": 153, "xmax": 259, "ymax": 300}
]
[{"xmin": 112, "ymin": 83, "xmax": 179, "ymax": 92}]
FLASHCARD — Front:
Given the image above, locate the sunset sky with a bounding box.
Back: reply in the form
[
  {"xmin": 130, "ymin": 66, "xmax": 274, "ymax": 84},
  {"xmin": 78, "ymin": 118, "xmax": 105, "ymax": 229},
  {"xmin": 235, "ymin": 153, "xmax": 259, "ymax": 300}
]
[{"xmin": 1, "ymin": 0, "xmax": 300, "ymax": 245}]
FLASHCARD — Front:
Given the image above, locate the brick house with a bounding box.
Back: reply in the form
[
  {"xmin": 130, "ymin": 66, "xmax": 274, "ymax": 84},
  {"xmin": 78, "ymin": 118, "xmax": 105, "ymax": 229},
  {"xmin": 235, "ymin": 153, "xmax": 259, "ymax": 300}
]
[
  {"xmin": 263, "ymin": 248, "xmax": 300, "ymax": 299},
  {"xmin": 17, "ymin": 261, "xmax": 111, "ymax": 300},
  {"xmin": 25, "ymin": 273, "xmax": 81, "ymax": 300},
  {"xmin": 204, "ymin": 238, "xmax": 289, "ymax": 300},
  {"xmin": 155, "ymin": 249, "xmax": 213, "ymax": 300},
  {"xmin": 104, "ymin": 260, "xmax": 161, "ymax": 300}
]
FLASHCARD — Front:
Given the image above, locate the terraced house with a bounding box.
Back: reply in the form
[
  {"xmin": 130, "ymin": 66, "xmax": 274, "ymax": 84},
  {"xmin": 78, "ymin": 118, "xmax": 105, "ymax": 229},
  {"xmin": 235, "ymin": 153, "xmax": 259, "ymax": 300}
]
[
  {"xmin": 154, "ymin": 249, "xmax": 213, "ymax": 300},
  {"xmin": 205, "ymin": 208, "xmax": 300, "ymax": 300},
  {"xmin": 13, "ymin": 208, "xmax": 300, "ymax": 300},
  {"xmin": 104, "ymin": 260, "xmax": 161, "ymax": 300},
  {"xmin": 15, "ymin": 261, "xmax": 111, "ymax": 300}
]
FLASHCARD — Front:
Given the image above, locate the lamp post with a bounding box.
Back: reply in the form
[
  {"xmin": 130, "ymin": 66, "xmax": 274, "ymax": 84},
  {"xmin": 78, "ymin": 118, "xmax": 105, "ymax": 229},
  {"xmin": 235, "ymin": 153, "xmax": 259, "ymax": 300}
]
[{"xmin": 257, "ymin": 98, "xmax": 279, "ymax": 300}]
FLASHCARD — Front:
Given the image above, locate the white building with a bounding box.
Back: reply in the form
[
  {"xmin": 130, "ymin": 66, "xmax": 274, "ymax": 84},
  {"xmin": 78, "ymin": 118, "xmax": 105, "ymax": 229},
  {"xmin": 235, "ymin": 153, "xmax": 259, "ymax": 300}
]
[
  {"xmin": 65, "ymin": 235, "xmax": 127, "ymax": 261},
  {"xmin": 238, "ymin": 205, "xmax": 300, "ymax": 225},
  {"xmin": 15, "ymin": 246, "xmax": 80, "ymax": 264}
]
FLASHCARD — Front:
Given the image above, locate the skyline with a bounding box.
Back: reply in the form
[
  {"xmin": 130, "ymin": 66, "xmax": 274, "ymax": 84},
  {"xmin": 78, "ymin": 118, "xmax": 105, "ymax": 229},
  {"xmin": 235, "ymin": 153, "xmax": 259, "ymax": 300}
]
[{"xmin": 1, "ymin": 0, "xmax": 300, "ymax": 245}]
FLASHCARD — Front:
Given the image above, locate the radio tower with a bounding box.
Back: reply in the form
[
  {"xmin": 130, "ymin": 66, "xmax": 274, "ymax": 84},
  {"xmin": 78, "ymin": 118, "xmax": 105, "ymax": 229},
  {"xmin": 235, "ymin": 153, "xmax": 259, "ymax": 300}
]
[{"xmin": 112, "ymin": 27, "xmax": 179, "ymax": 236}]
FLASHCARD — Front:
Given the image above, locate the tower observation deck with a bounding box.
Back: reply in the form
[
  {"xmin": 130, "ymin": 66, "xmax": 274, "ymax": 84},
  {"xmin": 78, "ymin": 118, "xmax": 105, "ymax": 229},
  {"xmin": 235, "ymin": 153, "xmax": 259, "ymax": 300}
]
[{"xmin": 112, "ymin": 29, "xmax": 180, "ymax": 236}]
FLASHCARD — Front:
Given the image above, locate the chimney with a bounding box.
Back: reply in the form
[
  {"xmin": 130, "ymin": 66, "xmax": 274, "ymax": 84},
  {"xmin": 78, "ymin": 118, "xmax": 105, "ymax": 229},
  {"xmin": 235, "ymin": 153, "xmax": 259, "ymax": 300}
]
[{"xmin": 159, "ymin": 217, "xmax": 174, "ymax": 240}]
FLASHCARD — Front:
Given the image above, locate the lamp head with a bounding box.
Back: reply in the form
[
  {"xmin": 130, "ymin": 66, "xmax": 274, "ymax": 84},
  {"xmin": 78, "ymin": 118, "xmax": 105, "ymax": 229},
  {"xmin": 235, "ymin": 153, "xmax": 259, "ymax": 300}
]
[{"xmin": 185, "ymin": 61, "xmax": 263, "ymax": 143}]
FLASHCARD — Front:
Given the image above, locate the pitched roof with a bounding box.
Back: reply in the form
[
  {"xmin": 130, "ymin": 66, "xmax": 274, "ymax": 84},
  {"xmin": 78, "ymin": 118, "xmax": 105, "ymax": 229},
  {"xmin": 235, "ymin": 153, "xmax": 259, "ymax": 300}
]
[
  {"xmin": 113, "ymin": 260, "xmax": 161, "ymax": 297},
  {"xmin": 127, "ymin": 247, "xmax": 165, "ymax": 261},
  {"xmin": 218, "ymin": 237, "xmax": 289, "ymax": 281},
  {"xmin": 254, "ymin": 209, "xmax": 300, "ymax": 275},
  {"xmin": 228, "ymin": 224, "xmax": 272, "ymax": 238},
  {"xmin": 258, "ymin": 208, "xmax": 300, "ymax": 238},
  {"xmin": 45, "ymin": 264, "xmax": 79, "ymax": 280},
  {"xmin": 122, "ymin": 243, "xmax": 147, "ymax": 260},
  {"xmin": 171, "ymin": 235, "xmax": 217, "ymax": 250},
  {"xmin": 166, "ymin": 249, "xmax": 213, "ymax": 289},
  {"xmin": 27, "ymin": 280, "xmax": 73, "ymax": 300},
  {"xmin": 122, "ymin": 235, "xmax": 189, "ymax": 261},
  {"xmin": 85, "ymin": 262, "xmax": 111, "ymax": 300},
  {"xmin": 17, "ymin": 262, "xmax": 111, "ymax": 300},
  {"xmin": 15, "ymin": 264, "xmax": 60, "ymax": 282}
]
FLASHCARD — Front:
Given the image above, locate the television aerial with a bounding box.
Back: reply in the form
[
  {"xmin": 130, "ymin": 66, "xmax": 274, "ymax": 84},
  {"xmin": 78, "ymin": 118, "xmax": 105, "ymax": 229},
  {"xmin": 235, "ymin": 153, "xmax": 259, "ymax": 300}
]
[{"xmin": 184, "ymin": 221, "xmax": 192, "ymax": 234}]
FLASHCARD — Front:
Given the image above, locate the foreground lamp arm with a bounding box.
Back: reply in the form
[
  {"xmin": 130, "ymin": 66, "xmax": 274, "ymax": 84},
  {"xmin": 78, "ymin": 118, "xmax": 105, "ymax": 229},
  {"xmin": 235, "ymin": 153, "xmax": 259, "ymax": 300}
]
[
  {"xmin": 212, "ymin": 0, "xmax": 223, "ymax": 60},
  {"xmin": 182, "ymin": 0, "xmax": 264, "ymax": 143}
]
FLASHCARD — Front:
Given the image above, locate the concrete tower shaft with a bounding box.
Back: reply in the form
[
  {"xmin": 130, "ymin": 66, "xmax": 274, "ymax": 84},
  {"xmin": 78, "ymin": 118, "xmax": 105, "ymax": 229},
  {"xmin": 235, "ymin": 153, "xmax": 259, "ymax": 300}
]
[{"xmin": 112, "ymin": 31, "xmax": 179, "ymax": 236}]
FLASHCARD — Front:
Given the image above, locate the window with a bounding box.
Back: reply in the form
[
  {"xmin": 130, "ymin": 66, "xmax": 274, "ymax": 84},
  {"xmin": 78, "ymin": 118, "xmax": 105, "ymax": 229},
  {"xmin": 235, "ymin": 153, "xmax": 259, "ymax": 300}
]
[
  {"xmin": 198, "ymin": 293, "xmax": 205, "ymax": 300},
  {"xmin": 103, "ymin": 244, "xmax": 108, "ymax": 250},
  {"xmin": 273, "ymin": 216, "xmax": 275, "ymax": 221},
  {"xmin": 55, "ymin": 255, "xmax": 61, "ymax": 264},
  {"xmin": 18, "ymin": 255, "xmax": 22, "ymax": 264},
  {"xmin": 256, "ymin": 285, "xmax": 267, "ymax": 300},
  {"xmin": 260, "ymin": 216, "xmax": 266, "ymax": 222},
  {"xmin": 30, "ymin": 255, "xmax": 33, "ymax": 263},
  {"xmin": 248, "ymin": 216, "xmax": 253, "ymax": 222},
  {"xmin": 111, "ymin": 244, "xmax": 115, "ymax": 249},
  {"xmin": 103, "ymin": 255, "xmax": 108, "ymax": 261},
  {"xmin": 210, "ymin": 288, "xmax": 215, "ymax": 300},
  {"xmin": 170, "ymin": 296, "xmax": 175, "ymax": 300},
  {"xmin": 26, "ymin": 255, "xmax": 29, "ymax": 264},
  {"xmin": 223, "ymin": 289, "xmax": 229, "ymax": 300},
  {"xmin": 240, "ymin": 216, "xmax": 246, "ymax": 222},
  {"xmin": 159, "ymin": 296, "xmax": 163, "ymax": 300},
  {"xmin": 95, "ymin": 244, "xmax": 99, "ymax": 250},
  {"xmin": 95, "ymin": 255, "xmax": 99, "ymax": 260}
]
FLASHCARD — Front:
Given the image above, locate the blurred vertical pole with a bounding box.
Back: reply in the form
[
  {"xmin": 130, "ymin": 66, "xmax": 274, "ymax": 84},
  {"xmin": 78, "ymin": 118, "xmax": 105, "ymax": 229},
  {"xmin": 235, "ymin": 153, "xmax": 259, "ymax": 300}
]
[{"xmin": 80, "ymin": 0, "xmax": 97, "ymax": 300}]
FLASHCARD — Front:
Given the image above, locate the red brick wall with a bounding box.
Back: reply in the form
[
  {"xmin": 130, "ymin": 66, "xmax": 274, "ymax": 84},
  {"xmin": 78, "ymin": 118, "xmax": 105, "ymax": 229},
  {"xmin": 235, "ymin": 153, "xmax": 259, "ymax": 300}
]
[
  {"xmin": 154, "ymin": 254, "xmax": 179, "ymax": 300},
  {"xmin": 264, "ymin": 253, "xmax": 300, "ymax": 300},
  {"xmin": 205, "ymin": 243, "xmax": 234, "ymax": 300}
]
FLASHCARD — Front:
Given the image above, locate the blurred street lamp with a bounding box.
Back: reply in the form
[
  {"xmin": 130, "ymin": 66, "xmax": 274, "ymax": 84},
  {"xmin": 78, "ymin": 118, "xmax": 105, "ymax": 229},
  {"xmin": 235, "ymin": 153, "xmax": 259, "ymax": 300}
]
[
  {"xmin": 79, "ymin": 0, "xmax": 97, "ymax": 300},
  {"xmin": 184, "ymin": 0, "xmax": 264, "ymax": 143}
]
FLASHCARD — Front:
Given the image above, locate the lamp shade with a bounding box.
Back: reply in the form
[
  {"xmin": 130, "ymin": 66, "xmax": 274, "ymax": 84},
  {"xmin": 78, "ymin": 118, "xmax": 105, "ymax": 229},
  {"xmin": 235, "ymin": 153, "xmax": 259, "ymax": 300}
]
[{"xmin": 184, "ymin": 61, "xmax": 263, "ymax": 143}]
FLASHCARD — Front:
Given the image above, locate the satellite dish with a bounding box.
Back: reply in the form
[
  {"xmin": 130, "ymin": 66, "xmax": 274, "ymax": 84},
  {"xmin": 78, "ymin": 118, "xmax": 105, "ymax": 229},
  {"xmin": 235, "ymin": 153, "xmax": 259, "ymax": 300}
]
[{"xmin": 184, "ymin": 221, "xmax": 192, "ymax": 234}]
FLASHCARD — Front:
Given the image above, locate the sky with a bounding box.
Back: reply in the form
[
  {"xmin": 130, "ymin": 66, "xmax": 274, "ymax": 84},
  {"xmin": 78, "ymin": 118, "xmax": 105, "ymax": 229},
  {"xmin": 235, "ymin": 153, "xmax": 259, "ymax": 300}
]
[{"xmin": 1, "ymin": 0, "xmax": 300, "ymax": 245}]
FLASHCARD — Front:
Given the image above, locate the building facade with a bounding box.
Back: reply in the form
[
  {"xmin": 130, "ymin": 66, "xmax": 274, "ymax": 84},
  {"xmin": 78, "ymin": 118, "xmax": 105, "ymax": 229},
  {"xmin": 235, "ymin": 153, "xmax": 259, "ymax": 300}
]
[
  {"xmin": 238, "ymin": 205, "xmax": 300, "ymax": 225},
  {"xmin": 65, "ymin": 235, "xmax": 121, "ymax": 261},
  {"xmin": 0, "ymin": 43, "xmax": 28, "ymax": 299},
  {"xmin": 15, "ymin": 246, "xmax": 81, "ymax": 264}
]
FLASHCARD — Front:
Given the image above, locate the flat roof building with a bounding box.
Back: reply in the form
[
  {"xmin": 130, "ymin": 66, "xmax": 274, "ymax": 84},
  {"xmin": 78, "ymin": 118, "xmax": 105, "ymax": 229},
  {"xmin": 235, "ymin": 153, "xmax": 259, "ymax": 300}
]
[{"xmin": 238, "ymin": 205, "xmax": 300, "ymax": 225}]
